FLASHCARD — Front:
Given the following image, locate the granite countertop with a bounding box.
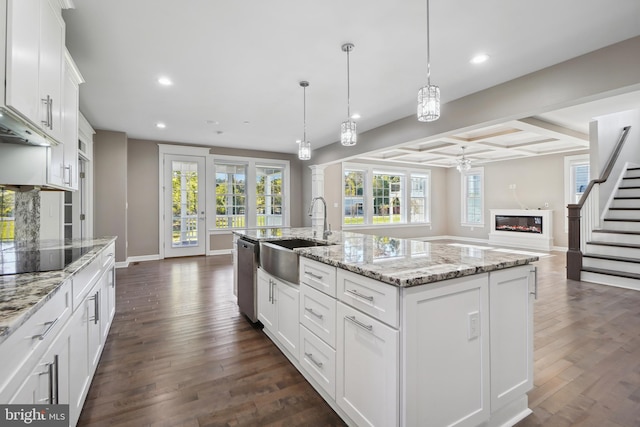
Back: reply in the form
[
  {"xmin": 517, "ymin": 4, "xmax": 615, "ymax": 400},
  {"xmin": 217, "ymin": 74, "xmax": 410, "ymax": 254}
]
[
  {"xmin": 0, "ymin": 237, "xmax": 117, "ymax": 344},
  {"xmin": 234, "ymin": 228, "xmax": 539, "ymax": 287}
]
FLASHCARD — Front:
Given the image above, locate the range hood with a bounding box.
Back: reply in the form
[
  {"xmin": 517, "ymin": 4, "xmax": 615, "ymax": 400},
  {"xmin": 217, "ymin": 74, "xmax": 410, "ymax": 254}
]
[{"xmin": 0, "ymin": 107, "xmax": 54, "ymax": 147}]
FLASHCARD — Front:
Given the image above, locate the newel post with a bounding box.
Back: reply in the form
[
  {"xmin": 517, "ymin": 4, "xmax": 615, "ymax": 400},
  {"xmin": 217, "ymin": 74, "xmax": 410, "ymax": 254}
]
[{"xmin": 566, "ymin": 204, "xmax": 582, "ymax": 280}]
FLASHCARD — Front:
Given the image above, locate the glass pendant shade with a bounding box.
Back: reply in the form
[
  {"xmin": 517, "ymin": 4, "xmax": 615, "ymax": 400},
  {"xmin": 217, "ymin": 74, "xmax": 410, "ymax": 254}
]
[
  {"xmin": 417, "ymin": 84, "xmax": 440, "ymax": 122},
  {"xmin": 298, "ymin": 139, "xmax": 311, "ymax": 160},
  {"xmin": 456, "ymin": 158, "xmax": 471, "ymax": 172},
  {"xmin": 341, "ymin": 119, "xmax": 357, "ymax": 146}
]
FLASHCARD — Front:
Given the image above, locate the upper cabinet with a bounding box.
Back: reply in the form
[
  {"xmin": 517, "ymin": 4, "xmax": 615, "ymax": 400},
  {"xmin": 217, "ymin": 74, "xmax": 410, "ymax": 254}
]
[{"xmin": 5, "ymin": 0, "xmax": 65, "ymax": 144}]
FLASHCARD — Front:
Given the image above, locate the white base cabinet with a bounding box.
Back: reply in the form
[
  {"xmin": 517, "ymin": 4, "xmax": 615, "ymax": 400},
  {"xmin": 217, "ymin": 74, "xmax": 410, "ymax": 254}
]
[
  {"xmin": 337, "ymin": 301, "xmax": 399, "ymax": 427},
  {"xmin": 0, "ymin": 243, "xmax": 116, "ymax": 427},
  {"xmin": 257, "ymin": 268, "xmax": 299, "ymax": 360},
  {"xmin": 257, "ymin": 257, "xmax": 536, "ymax": 427}
]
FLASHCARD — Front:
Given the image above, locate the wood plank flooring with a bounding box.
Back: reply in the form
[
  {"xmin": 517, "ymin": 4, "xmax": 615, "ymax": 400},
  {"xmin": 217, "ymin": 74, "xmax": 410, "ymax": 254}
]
[{"xmin": 77, "ymin": 252, "xmax": 640, "ymax": 427}]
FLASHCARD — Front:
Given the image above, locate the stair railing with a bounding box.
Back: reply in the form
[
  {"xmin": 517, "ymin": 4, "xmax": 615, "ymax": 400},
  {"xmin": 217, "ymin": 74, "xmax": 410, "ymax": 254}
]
[{"xmin": 567, "ymin": 125, "xmax": 631, "ymax": 280}]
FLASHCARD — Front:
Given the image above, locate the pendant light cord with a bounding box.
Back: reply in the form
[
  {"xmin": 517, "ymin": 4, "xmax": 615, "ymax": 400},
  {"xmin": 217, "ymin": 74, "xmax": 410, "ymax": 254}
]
[
  {"xmin": 303, "ymin": 84, "xmax": 307, "ymax": 141},
  {"xmin": 426, "ymin": 0, "xmax": 431, "ymax": 85},
  {"xmin": 346, "ymin": 46, "xmax": 351, "ymax": 118}
]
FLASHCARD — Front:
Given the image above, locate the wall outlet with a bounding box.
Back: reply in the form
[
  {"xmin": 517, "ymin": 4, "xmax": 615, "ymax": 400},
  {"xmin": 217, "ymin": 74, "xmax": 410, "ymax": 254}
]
[
  {"xmin": 508, "ymin": 184, "xmax": 516, "ymax": 190},
  {"xmin": 544, "ymin": 202, "xmax": 549, "ymax": 208},
  {"xmin": 468, "ymin": 311, "xmax": 480, "ymax": 340}
]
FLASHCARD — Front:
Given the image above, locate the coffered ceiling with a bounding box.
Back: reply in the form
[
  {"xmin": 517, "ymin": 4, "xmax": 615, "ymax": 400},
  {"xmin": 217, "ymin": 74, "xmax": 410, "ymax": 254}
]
[{"xmin": 62, "ymin": 1, "xmax": 640, "ymax": 165}]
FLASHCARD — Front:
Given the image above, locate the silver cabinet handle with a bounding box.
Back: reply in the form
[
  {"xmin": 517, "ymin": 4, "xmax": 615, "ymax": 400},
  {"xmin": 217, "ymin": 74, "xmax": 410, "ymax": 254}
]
[
  {"xmin": 530, "ymin": 266, "xmax": 538, "ymax": 300},
  {"xmin": 346, "ymin": 289, "xmax": 374, "ymax": 302},
  {"xmin": 304, "ymin": 307, "xmax": 323, "ymax": 319},
  {"xmin": 304, "ymin": 352, "xmax": 323, "ymax": 368},
  {"xmin": 305, "ymin": 270, "xmax": 323, "ymax": 280},
  {"xmin": 90, "ymin": 291, "xmax": 100, "ymax": 324},
  {"xmin": 41, "ymin": 95, "xmax": 51, "ymax": 128},
  {"xmin": 64, "ymin": 164, "xmax": 72, "ymax": 186},
  {"xmin": 52, "ymin": 354, "xmax": 59, "ymax": 404},
  {"xmin": 32, "ymin": 317, "xmax": 59, "ymax": 340},
  {"xmin": 48, "ymin": 97, "xmax": 53, "ymax": 130},
  {"xmin": 110, "ymin": 268, "xmax": 116, "ymax": 288},
  {"xmin": 345, "ymin": 315, "xmax": 373, "ymax": 331},
  {"xmin": 268, "ymin": 279, "xmax": 272, "ymax": 303}
]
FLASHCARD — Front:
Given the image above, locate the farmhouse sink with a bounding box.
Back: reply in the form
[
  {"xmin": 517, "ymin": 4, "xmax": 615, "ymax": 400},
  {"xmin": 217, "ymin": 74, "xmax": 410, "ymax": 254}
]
[{"xmin": 260, "ymin": 239, "xmax": 330, "ymax": 284}]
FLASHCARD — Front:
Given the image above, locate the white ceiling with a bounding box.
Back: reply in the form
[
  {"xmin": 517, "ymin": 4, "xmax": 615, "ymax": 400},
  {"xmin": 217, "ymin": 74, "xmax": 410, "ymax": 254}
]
[{"xmin": 62, "ymin": 0, "xmax": 640, "ymax": 164}]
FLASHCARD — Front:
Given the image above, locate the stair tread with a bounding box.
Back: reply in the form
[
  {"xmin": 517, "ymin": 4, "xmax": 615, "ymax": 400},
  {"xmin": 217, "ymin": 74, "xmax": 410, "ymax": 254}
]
[
  {"xmin": 587, "ymin": 241, "xmax": 640, "ymax": 249},
  {"xmin": 613, "ymin": 197, "xmax": 640, "ymax": 200},
  {"xmin": 583, "ymin": 253, "xmax": 640, "ymax": 263},
  {"xmin": 618, "ymin": 186, "xmax": 640, "ymax": 189},
  {"xmin": 593, "ymin": 229, "xmax": 640, "ymax": 235},
  {"xmin": 609, "ymin": 207, "xmax": 640, "ymax": 210},
  {"xmin": 603, "ymin": 218, "xmax": 640, "ymax": 222},
  {"xmin": 582, "ymin": 267, "xmax": 640, "ymax": 280}
]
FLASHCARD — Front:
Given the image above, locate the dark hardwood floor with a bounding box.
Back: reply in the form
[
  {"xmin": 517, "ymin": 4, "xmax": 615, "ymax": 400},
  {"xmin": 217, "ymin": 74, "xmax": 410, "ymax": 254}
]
[{"xmin": 77, "ymin": 251, "xmax": 640, "ymax": 427}]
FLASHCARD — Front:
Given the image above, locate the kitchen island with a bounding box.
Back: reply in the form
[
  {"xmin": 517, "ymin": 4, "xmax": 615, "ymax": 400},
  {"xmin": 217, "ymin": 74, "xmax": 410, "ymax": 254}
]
[{"xmin": 234, "ymin": 228, "xmax": 539, "ymax": 427}]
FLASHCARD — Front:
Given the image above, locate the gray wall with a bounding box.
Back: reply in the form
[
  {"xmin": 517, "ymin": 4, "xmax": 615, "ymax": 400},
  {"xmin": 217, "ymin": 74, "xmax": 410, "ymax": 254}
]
[
  {"xmin": 121, "ymin": 139, "xmax": 305, "ymax": 257},
  {"xmin": 94, "ymin": 130, "xmax": 128, "ymax": 262}
]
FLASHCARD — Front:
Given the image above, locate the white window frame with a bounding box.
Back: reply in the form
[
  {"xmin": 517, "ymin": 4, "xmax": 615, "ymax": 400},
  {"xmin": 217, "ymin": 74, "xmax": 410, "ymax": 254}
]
[
  {"xmin": 207, "ymin": 154, "xmax": 290, "ymax": 233},
  {"xmin": 461, "ymin": 167, "xmax": 484, "ymax": 227},
  {"xmin": 213, "ymin": 160, "xmax": 248, "ymax": 230},
  {"xmin": 342, "ymin": 162, "xmax": 431, "ymax": 228},
  {"xmin": 564, "ymin": 153, "xmax": 590, "ymax": 232}
]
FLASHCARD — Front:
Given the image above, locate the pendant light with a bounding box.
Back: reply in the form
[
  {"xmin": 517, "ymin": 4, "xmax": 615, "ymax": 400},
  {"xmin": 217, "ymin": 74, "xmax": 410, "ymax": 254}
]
[
  {"xmin": 340, "ymin": 43, "xmax": 357, "ymax": 146},
  {"xmin": 297, "ymin": 81, "xmax": 311, "ymax": 160},
  {"xmin": 456, "ymin": 146, "xmax": 472, "ymax": 172},
  {"xmin": 417, "ymin": 0, "xmax": 440, "ymax": 122}
]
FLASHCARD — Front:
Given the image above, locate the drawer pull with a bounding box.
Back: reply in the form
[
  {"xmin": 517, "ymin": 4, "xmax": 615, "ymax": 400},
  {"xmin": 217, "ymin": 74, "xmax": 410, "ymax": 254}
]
[
  {"xmin": 346, "ymin": 288, "xmax": 374, "ymax": 302},
  {"xmin": 305, "ymin": 270, "xmax": 323, "ymax": 280},
  {"xmin": 90, "ymin": 291, "xmax": 100, "ymax": 324},
  {"xmin": 305, "ymin": 307, "xmax": 324, "ymax": 319},
  {"xmin": 32, "ymin": 317, "xmax": 59, "ymax": 340},
  {"xmin": 305, "ymin": 352, "xmax": 323, "ymax": 368},
  {"xmin": 345, "ymin": 315, "xmax": 373, "ymax": 332}
]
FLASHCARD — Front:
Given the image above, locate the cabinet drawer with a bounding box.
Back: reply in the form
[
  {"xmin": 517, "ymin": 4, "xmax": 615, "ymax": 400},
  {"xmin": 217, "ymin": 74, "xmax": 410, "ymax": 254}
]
[
  {"xmin": 101, "ymin": 242, "xmax": 115, "ymax": 268},
  {"xmin": 337, "ymin": 269, "xmax": 399, "ymax": 328},
  {"xmin": 0, "ymin": 279, "xmax": 71, "ymax": 401},
  {"xmin": 300, "ymin": 284, "xmax": 336, "ymax": 348},
  {"xmin": 299, "ymin": 257, "xmax": 336, "ymax": 297},
  {"xmin": 300, "ymin": 324, "xmax": 336, "ymax": 400},
  {"xmin": 71, "ymin": 255, "xmax": 101, "ymax": 311}
]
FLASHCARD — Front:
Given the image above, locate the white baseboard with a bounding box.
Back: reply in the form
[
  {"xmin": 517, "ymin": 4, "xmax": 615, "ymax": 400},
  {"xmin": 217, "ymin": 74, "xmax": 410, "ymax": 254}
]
[{"xmin": 208, "ymin": 249, "xmax": 233, "ymax": 256}]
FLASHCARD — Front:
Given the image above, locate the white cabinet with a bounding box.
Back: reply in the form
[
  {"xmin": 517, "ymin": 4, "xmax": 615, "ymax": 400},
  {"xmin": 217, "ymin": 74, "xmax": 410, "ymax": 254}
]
[
  {"xmin": 489, "ymin": 266, "xmax": 535, "ymax": 412},
  {"xmin": 336, "ymin": 301, "xmax": 399, "ymax": 427},
  {"xmin": 402, "ymin": 274, "xmax": 490, "ymax": 427},
  {"xmin": 5, "ymin": 0, "xmax": 65, "ymax": 143},
  {"xmin": 257, "ymin": 268, "xmax": 299, "ymax": 360}
]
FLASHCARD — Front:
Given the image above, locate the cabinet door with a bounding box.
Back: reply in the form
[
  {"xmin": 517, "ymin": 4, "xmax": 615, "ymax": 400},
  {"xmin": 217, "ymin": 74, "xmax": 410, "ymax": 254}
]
[
  {"xmin": 275, "ymin": 280, "xmax": 299, "ymax": 360},
  {"xmin": 68, "ymin": 300, "xmax": 90, "ymax": 427},
  {"xmin": 38, "ymin": 0, "xmax": 65, "ymax": 142},
  {"xmin": 489, "ymin": 266, "xmax": 535, "ymax": 411},
  {"xmin": 5, "ymin": 0, "xmax": 41, "ymax": 124},
  {"xmin": 62, "ymin": 54, "xmax": 80, "ymax": 189},
  {"xmin": 337, "ymin": 301, "xmax": 398, "ymax": 427},
  {"xmin": 402, "ymin": 274, "xmax": 490, "ymax": 427},
  {"xmin": 87, "ymin": 288, "xmax": 103, "ymax": 372},
  {"xmin": 257, "ymin": 269, "xmax": 276, "ymax": 332}
]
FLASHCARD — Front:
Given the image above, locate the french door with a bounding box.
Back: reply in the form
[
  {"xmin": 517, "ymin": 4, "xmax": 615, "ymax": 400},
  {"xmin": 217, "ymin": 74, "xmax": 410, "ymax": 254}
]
[{"xmin": 163, "ymin": 155, "xmax": 206, "ymax": 258}]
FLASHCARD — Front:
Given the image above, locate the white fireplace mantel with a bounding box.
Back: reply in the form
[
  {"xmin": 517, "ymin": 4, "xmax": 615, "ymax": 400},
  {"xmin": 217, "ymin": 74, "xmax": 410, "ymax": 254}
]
[{"xmin": 488, "ymin": 209, "xmax": 553, "ymax": 251}]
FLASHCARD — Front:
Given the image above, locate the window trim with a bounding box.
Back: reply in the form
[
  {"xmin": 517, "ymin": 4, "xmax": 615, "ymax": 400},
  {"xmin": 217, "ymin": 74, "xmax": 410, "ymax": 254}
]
[
  {"xmin": 564, "ymin": 153, "xmax": 590, "ymax": 232},
  {"xmin": 342, "ymin": 162, "xmax": 431, "ymax": 228},
  {"xmin": 208, "ymin": 154, "xmax": 290, "ymax": 232},
  {"xmin": 460, "ymin": 166, "xmax": 484, "ymax": 227}
]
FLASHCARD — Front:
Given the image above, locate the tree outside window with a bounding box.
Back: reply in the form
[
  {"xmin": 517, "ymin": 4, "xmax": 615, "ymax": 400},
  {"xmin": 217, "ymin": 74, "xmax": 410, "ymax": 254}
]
[
  {"xmin": 344, "ymin": 170, "xmax": 365, "ymax": 224},
  {"xmin": 0, "ymin": 189, "xmax": 15, "ymax": 241},
  {"xmin": 215, "ymin": 163, "xmax": 246, "ymax": 228},
  {"xmin": 373, "ymin": 173, "xmax": 403, "ymax": 224},
  {"xmin": 256, "ymin": 166, "xmax": 283, "ymax": 227}
]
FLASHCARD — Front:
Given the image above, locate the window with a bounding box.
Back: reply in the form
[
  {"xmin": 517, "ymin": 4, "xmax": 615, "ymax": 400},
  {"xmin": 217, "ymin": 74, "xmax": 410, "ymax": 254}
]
[
  {"xmin": 0, "ymin": 189, "xmax": 15, "ymax": 241},
  {"xmin": 256, "ymin": 165, "xmax": 284, "ymax": 227},
  {"xmin": 461, "ymin": 167, "xmax": 484, "ymax": 226},
  {"xmin": 211, "ymin": 156, "xmax": 290, "ymax": 231},
  {"xmin": 343, "ymin": 163, "xmax": 430, "ymax": 227},
  {"xmin": 410, "ymin": 174, "xmax": 429, "ymax": 223},
  {"xmin": 344, "ymin": 169, "xmax": 365, "ymax": 224},
  {"xmin": 215, "ymin": 163, "xmax": 246, "ymax": 229},
  {"xmin": 373, "ymin": 173, "xmax": 403, "ymax": 224},
  {"xmin": 564, "ymin": 154, "xmax": 590, "ymax": 231}
]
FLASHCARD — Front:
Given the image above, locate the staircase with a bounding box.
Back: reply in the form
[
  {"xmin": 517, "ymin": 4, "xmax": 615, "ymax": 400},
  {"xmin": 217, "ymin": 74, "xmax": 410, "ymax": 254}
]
[{"xmin": 581, "ymin": 166, "xmax": 640, "ymax": 290}]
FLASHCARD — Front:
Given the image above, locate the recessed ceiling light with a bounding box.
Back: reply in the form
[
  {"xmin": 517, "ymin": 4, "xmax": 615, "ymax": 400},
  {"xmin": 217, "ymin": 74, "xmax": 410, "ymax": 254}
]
[
  {"xmin": 156, "ymin": 122, "xmax": 166, "ymax": 129},
  {"xmin": 470, "ymin": 54, "xmax": 490, "ymax": 64},
  {"xmin": 158, "ymin": 77, "xmax": 173, "ymax": 86},
  {"xmin": 351, "ymin": 113, "xmax": 361, "ymax": 120},
  {"xmin": 206, "ymin": 120, "xmax": 219, "ymax": 125}
]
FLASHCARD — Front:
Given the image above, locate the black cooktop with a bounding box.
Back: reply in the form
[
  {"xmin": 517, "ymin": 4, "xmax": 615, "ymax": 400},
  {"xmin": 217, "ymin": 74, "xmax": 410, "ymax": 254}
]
[{"xmin": 0, "ymin": 246, "xmax": 94, "ymax": 276}]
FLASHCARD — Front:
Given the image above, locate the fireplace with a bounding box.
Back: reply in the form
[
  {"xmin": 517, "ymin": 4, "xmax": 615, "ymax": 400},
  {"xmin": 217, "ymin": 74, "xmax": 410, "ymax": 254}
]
[
  {"xmin": 489, "ymin": 209, "xmax": 553, "ymax": 251},
  {"xmin": 495, "ymin": 215, "xmax": 543, "ymax": 234}
]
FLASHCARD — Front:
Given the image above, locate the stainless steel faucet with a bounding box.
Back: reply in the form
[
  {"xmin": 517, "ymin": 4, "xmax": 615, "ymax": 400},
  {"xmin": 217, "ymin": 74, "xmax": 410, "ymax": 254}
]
[{"xmin": 308, "ymin": 196, "xmax": 332, "ymax": 240}]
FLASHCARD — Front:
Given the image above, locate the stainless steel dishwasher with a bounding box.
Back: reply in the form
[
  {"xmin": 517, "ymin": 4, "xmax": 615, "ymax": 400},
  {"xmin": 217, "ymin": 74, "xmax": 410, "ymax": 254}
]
[{"xmin": 237, "ymin": 238, "xmax": 259, "ymax": 323}]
